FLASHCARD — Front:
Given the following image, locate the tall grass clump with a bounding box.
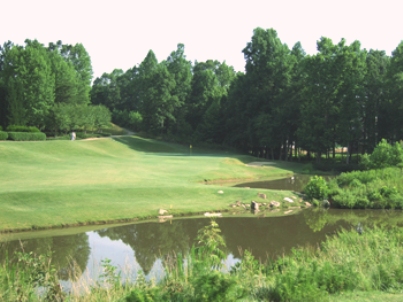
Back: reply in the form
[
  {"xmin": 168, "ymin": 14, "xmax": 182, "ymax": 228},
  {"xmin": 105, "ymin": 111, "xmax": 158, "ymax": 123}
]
[
  {"xmin": 125, "ymin": 219, "xmax": 245, "ymax": 302},
  {"xmin": 0, "ymin": 250, "xmax": 64, "ymax": 301},
  {"xmin": 260, "ymin": 227, "xmax": 403, "ymax": 301}
]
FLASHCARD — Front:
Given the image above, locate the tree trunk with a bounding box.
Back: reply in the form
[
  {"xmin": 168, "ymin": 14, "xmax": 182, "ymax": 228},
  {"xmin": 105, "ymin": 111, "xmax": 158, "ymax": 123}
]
[{"xmin": 316, "ymin": 151, "xmax": 322, "ymax": 163}]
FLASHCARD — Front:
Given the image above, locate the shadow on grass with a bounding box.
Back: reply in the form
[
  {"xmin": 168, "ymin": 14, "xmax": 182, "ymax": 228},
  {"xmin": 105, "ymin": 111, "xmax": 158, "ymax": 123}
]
[{"xmin": 112, "ymin": 136, "xmax": 307, "ymax": 173}]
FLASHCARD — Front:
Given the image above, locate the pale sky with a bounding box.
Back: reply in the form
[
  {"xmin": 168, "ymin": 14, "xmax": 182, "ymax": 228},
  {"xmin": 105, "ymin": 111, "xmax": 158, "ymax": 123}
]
[{"xmin": 2, "ymin": 0, "xmax": 402, "ymax": 80}]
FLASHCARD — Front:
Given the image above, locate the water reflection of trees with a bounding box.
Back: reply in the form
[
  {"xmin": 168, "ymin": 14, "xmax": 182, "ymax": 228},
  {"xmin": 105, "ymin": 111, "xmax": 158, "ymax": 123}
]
[
  {"xmin": 303, "ymin": 209, "xmax": 330, "ymax": 232},
  {"xmin": 0, "ymin": 233, "xmax": 90, "ymax": 280},
  {"xmin": 303, "ymin": 208, "xmax": 403, "ymax": 233},
  {"xmin": 219, "ymin": 215, "xmax": 340, "ymax": 262},
  {"xmin": 97, "ymin": 220, "xmax": 208, "ymax": 274},
  {"xmin": 96, "ymin": 215, "xmax": 349, "ymax": 271}
]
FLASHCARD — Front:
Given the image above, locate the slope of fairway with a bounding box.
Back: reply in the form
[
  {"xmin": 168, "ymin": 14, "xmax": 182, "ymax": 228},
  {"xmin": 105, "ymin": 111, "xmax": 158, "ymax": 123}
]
[{"xmin": 0, "ymin": 136, "xmax": 303, "ymax": 232}]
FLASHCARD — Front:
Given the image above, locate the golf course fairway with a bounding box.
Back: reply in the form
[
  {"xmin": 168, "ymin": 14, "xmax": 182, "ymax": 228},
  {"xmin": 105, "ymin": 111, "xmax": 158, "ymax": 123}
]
[{"xmin": 0, "ymin": 135, "xmax": 304, "ymax": 233}]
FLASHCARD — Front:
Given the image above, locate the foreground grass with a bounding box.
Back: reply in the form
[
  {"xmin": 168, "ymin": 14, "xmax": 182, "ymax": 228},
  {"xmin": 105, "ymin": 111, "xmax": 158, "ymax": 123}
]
[
  {"xmin": 330, "ymin": 291, "xmax": 403, "ymax": 302},
  {"xmin": 0, "ymin": 135, "xmax": 305, "ymax": 232},
  {"xmin": 3, "ymin": 224, "xmax": 403, "ymax": 301}
]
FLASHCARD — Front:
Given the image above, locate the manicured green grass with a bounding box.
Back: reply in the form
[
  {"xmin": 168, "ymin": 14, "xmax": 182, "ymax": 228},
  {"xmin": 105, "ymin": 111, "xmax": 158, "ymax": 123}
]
[{"xmin": 0, "ymin": 135, "xmax": 305, "ymax": 232}]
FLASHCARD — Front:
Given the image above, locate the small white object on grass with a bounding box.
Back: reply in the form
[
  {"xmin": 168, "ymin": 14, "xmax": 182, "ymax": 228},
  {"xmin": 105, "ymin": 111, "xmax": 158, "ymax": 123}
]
[{"xmin": 204, "ymin": 212, "xmax": 222, "ymax": 217}]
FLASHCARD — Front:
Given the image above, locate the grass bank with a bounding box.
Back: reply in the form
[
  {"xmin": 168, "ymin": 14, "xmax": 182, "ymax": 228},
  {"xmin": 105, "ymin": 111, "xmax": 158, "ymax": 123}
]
[{"xmin": 0, "ymin": 135, "xmax": 307, "ymax": 233}]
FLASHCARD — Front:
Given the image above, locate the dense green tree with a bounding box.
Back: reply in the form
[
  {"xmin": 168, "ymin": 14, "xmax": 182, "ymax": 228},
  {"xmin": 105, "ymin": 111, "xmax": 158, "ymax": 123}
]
[
  {"xmin": 137, "ymin": 50, "xmax": 178, "ymax": 133},
  {"xmin": 286, "ymin": 42, "xmax": 307, "ymax": 159},
  {"xmin": 297, "ymin": 39, "xmax": 338, "ymax": 160},
  {"xmin": 297, "ymin": 38, "xmax": 366, "ymax": 162},
  {"xmin": 3, "ymin": 40, "xmax": 55, "ymax": 128},
  {"xmin": 47, "ymin": 103, "xmax": 111, "ymax": 135},
  {"xmin": 332, "ymin": 40, "xmax": 366, "ymax": 162},
  {"xmin": 136, "ymin": 50, "xmax": 158, "ymax": 130},
  {"xmin": 0, "ymin": 42, "xmax": 13, "ymax": 128},
  {"xmin": 90, "ymin": 69, "xmax": 124, "ymax": 110},
  {"xmin": 186, "ymin": 60, "xmax": 221, "ymax": 131},
  {"xmin": 92, "ymin": 104, "xmax": 112, "ymax": 131},
  {"xmin": 194, "ymin": 62, "xmax": 236, "ymax": 143},
  {"xmin": 240, "ymin": 28, "xmax": 294, "ymax": 158},
  {"xmin": 165, "ymin": 43, "xmax": 192, "ymax": 136},
  {"xmin": 222, "ymin": 73, "xmax": 250, "ymax": 150},
  {"xmin": 362, "ymin": 50, "xmax": 390, "ymax": 152},
  {"xmin": 385, "ymin": 41, "xmax": 403, "ymax": 141},
  {"xmin": 118, "ymin": 66, "xmax": 141, "ymax": 112},
  {"xmin": 60, "ymin": 43, "xmax": 93, "ymax": 104},
  {"xmin": 48, "ymin": 41, "xmax": 78, "ymax": 104}
]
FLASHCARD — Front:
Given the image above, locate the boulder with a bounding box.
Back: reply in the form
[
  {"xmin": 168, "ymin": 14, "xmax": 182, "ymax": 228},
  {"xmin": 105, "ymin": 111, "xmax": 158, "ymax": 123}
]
[
  {"xmin": 258, "ymin": 193, "xmax": 267, "ymax": 199},
  {"xmin": 217, "ymin": 190, "xmax": 224, "ymax": 194},
  {"xmin": 305, "ymin": 202, "xmax": 312, "ymax": 207},
  {"xmin": 284, "ymin": 197, "xmax": 294, "ymax": 203},
  {"xmin": 322, "ymin": 200, "xmax": 330, "ymax": 208},
  {"xmin": 270, "ymin": 201, "xmax": 281, "ymax": 208},
  {"xmin": 159, "ymin": 209, "xmax": 168, "ymax": 215},
  {"xmin": 251, "ymin": 201, "xmax": 259, "ymax": 211}
]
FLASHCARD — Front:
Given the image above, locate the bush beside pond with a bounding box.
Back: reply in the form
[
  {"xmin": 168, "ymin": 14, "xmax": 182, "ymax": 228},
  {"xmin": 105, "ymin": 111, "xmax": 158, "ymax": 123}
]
[
  {"xmin": 304, "ymin": 140, "xmax": 403, "ymax": 209},
  {"xmin": 327, "ymin": 167, "xmax": 403, "ymax": 209}
]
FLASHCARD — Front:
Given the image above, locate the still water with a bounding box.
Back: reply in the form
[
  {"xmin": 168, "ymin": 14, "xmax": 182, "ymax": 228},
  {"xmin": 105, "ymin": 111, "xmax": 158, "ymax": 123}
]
[
  {"xmin": 1, "ymin": 208, "xmax": 402, "ymax": 289},
  {"xmin": 233, "ymin": 174, "xmax": 334, "ymax": 191}
]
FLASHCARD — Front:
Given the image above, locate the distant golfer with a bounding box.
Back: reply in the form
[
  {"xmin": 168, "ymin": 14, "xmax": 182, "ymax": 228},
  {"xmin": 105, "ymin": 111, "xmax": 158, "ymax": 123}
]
[{"xmin": 71, "ymin": 131, "xmax": 76, "ymax": 141}]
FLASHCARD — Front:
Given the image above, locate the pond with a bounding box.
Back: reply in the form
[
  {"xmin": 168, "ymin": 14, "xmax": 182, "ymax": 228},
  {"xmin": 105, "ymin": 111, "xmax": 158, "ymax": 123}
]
[
  {"xmin": 233, "ymin": 174, "xmax": 334, "ymax": 191},
  {"xmin": 1, "ymin": 208, "xmax": 402, "ymax": 292}
]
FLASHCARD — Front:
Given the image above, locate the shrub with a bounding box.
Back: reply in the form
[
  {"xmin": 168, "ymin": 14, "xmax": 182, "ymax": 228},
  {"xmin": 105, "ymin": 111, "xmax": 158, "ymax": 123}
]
[
  {"xmin": 129, "ymin": 111, "xmax": 143, "ymax": 131},
  {"xmin": 361, "ymin": 139, "xmax": 403, "ymax": 169},
  {"xmin": 313, "ymin": 162, "xmax": 360, "ymax": 173},
  {"xmin": 192, "ymin": 271, "xmax": 238, "ymax": 302},
  {"xmin": 7, "ymin": 132, "xmax": 46, "ymax": 141},
  {"xmin": 0, "ymin": 131, "xmax": 8, "ymax": 140},
  {"xmin": 125, "ymin": 288, "xmax": 159, "ymax": 302},
  {"xmin": 6, "ymin": 125, "xmax": 40, "ymax": 132},
  {"xmin": 303, "ymin": 176, "xmax": 329, "ymax": 201}
]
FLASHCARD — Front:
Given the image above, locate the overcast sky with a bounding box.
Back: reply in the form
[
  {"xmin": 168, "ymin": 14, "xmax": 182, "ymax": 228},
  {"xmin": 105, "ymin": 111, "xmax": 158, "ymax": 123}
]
[{"xmin": 2, "ymin": 0, "xmax": 402, "ymax": 80}]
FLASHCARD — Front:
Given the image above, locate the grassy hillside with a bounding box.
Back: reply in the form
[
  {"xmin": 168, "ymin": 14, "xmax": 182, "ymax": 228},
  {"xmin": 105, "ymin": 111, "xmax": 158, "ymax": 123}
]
[{"xmin": 0, "ymin": 136, "xmax": 305, "ymax": 232}]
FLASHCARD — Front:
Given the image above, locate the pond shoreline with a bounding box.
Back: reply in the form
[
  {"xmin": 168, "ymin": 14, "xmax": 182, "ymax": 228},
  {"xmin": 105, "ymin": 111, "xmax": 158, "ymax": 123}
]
[{"xmin": 0, "ymin": 203, "xmax": 307, "ymax": 236}]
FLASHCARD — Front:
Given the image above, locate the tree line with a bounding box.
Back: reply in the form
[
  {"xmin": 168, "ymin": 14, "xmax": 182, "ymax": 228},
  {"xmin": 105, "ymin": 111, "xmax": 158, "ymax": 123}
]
[
  {"xmin": 1, "ymin": 28, "xmax": 402, "ymax": 157},
  {"xmin": 90, "ymin": 43, "xmax": 236, "ymax": 141},
  {"xmin": 91, "ymin": 28, "xmax": 403, "ymax": 162},
  {"xmin": 0, "ymin": 40, "xmax": 110, "ymax": 134}
]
